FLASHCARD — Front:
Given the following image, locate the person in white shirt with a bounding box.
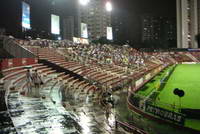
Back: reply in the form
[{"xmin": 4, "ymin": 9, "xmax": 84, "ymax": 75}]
[
  {"xmin": 26, "ymin": 69, "xmax": 32, "ymax": 95},
  {"xmin": 32, "ymin": 70, "xmax": 42, "ymax": 97}
]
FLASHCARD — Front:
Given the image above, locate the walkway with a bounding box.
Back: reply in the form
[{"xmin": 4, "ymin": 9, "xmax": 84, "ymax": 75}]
[{"xmin": 4, "ymin": 72, "xmax": 129, "ymax": 134}]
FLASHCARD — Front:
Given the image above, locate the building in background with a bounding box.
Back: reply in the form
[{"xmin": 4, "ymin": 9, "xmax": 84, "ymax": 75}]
[
  {"xmin": 111, "ymin": 12, "xmax": 128, "ymax": 44},
  {"xmin": 198, "ymin": 0, "xmax": 200, "ymax": 34},
  {"xmin": 77, "ymin": 0, "xmax": 112, "ymax": 41},
  {"xmin": 63, "ymin": 16, "xmax": 74, "ymax": 40},
  {"xmin": 176, "ymin": 0, "xmax": 199, "ymax": 48},
  {"xmin": 0, "ymin": 28, "xmax": 5, "ymax": 35},
  {"xmin": 141, "ymin": 15, "xmax": 176, "ymax": 48}
]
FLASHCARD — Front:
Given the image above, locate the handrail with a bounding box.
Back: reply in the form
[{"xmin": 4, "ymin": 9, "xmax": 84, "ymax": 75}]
[
  {"xmin": 2, "ymin": 36, "xmax": 36, "ymax": 58},
  {"xmin": 100, "ymin": 92, "xmax": 148, "ymax": 134},
  {"xmin": 116, "ymin": 120, "xmax": 148, "ymax": 134}
]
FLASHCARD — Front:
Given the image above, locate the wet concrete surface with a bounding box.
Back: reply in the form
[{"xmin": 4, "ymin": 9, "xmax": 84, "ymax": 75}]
[
  {"xmin": 0, "ymin": 111, "xmax": 17, "ymax": 134},
  {"xmin": 2, "ymin": 73, "xmax": 129, "ymax": 134}
]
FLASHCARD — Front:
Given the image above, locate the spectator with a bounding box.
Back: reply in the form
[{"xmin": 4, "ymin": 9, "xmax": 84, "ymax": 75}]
[
  {"xmin": 59, "ymin": 82, "xmax": 67, "ymax": 101},
  {"xmin": 0, "ymin": 59, "xmax": 2, "ymax": 71},
  {"xmin": 32, "ymin": 69, "xmax": 42, "ymax": 97},
  {"xmin": 26, "ymin": 69, "xmax": 33, "ymax": 95}
]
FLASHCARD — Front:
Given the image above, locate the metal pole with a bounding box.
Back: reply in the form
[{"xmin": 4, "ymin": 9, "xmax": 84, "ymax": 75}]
[{"xmin": 179, "ymin": 97, "xmax": 181, "ymax": 112}]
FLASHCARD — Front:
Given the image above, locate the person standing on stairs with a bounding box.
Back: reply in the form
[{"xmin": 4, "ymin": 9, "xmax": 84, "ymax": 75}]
[
  {"xmin": 59, "ymin": 82, "xmax": 67, "ymax": 102},
  {"xmin": 0, "ymin": 59, "xmax": 2, "ymax": 75},
  {"xmin": 32, "ymin": 69, "xmax": 42, "ymax": 97},
  {"xmin": 26, "ymin": 69, "xmax": 33, "ymax": 96}
]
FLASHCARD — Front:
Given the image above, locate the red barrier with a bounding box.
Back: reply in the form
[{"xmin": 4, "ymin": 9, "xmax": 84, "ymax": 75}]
[
  {"xmin": 0, "ymin": 59, "xmax": 2, "ymax": 71},
  {"xmin": 1, "ymin": 58, "xmax": 38, "ymax": 70},
  {"xmin": 1, "ymin": 59, "xmax": 9, "ymax": 69},
  {"xmin": 13, "ymin": 59, "xmax": 22, "ymax": 67}
]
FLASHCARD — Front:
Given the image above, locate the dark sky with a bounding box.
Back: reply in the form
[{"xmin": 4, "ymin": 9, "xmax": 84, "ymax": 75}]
[
  {"xmin": 30, "ymin": 0, "xmax": 76, "ymax": 31},
  {"xmin": 0, "ymin": 0, "xmax": 21, "ymax": 36},
  {"xmin": 0, "ymin": 0, "xmax": 76, "ymax": 37},
  {"xmin": 0, "ymin": 0, "xmax": 176, "ymax": 40},
  {"xmin": 113, "ymin": 0, "xmax": 176, "ymax": 45},
  {"xmin": 113, "ymin": 0, "xmax": 176, "ymax": 16}
]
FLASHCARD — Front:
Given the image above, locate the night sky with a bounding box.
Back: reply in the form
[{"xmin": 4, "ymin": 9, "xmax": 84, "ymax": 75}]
[
  {"xmin": 113, "ymin": 0, "xmax": 176, "ymax": 45},
  {"xmin": 0, "ymin": 0, "xmax": 176, "ymax": 42}
]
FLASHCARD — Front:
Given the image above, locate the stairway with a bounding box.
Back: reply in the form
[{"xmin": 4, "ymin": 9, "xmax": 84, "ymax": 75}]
[
  {"xmin": 185, "ymin": 53, "xmax": 199, "ymax": 62},
  {"xmin": 168, "ymin": 57, "xmax": 177, "ymax": 63}
]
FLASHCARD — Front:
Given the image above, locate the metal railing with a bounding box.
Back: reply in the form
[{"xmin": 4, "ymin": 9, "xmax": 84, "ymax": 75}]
[
  {"xmin": 128, "ymin": 92, "xmax": 185, "ymax": 125},
  {"xmin": 3, "ymin": 37, "xmax": 36, "ymax": 58},
  {"xmin": 116, "ymin": 120, "xmax": 148, "ymax": 134}
]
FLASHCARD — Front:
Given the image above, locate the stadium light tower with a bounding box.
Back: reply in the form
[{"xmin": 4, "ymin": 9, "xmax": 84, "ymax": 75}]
[
  {"xmin": 105, "ymin": 1, "xmax": 112, "ymax": 12},
  {"xmin": 79, "ymin": 0, "xmax": 90, "ymax": 6}
]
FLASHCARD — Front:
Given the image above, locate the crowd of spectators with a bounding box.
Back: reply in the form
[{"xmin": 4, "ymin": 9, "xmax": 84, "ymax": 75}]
[
  {"xmin": 9, "ymin": 36, "xmax": 199, "ymax": 72},
  {"xmin": 13, "ymin": 37, "xmax": 177, "ymax": 70},
  {"xmin": 15, "ymin": 38, "xmax": 74, "ymax": 48},
  {"xmin": 62, "ymin": 43, "xmax": 175, "ymax": 71}
]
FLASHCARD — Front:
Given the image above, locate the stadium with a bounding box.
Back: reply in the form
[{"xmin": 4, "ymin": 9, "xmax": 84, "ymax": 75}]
[
  {"xmin": 0, "ymin": 36, "xmax": 200, "ymax": 134},
  {"xmin": 1, "ymin": 0, "xmax": 200, "ymax": 134}
]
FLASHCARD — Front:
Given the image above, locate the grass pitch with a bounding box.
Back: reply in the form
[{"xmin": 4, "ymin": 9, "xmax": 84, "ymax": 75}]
[
  {"xmin": 137, "ymin": 64, "xmax": 200, "ymax": 130},
  {"xmin": 157, "ymin": 64, "xmax": 200, "ymax": 110}
]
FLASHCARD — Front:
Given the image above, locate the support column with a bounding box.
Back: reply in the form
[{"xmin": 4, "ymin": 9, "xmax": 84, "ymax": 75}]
[
  {"xmin": 190, "ymin": 0, "xmax": 198, "ymax": 48},
  {"xmin": 177, "ymin": 0, "xmax": 189, "ymax": 48},
  {"xmin": 182, "ymin": 0, "xmax": 189, "ymax": 48},
  {"xmin": 177, "ymin": 0, "xmax": 199, "ymax": 48},
  {"xmin": 177, "ymin": 0, "xmax": 182, "ymax": 48}
]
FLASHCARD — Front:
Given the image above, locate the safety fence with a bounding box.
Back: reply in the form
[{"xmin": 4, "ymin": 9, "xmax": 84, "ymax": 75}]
[
  {"xmin": 128, "ymin": 92, "xmax": 185, "ymax": 125},
  {"xmin": 3, "ymin": 36, "xmax": 35, "ymax": 58},
  {"xmin": 1, "ymin": 58, "xmax": 38, "ymax": 70},
  {"xmin": 116, "ymin": 120, "xmax": 148, "ymax": 134},
  {"xmin": 127, "ymin": 64, "xmax": 186, "ymax": 125}
]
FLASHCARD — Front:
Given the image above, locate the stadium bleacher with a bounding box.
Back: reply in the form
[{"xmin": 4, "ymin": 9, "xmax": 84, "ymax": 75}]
[{"xmin": 1, "ymin": 36, "xmax": 200, "ymax": 133}]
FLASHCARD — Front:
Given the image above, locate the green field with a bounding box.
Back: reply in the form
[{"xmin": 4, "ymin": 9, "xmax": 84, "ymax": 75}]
[
  {"xmin": 157, "ymin": 64, "xmax": 200, "ymax": 110},
  {"xmin": 137, "ymin": 66, "xmax": 173, "ymax": 97},
  {"xmin": 137, "ymin": 64, "xmax": 200, "ymax": 131}
]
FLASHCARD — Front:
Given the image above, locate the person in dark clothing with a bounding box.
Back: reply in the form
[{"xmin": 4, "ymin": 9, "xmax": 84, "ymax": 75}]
[
  {"xmin": 26, "ymin": 69, "xmax": 33, "ymax": 95},
  {"xmin": 32, "ymin": 69, "xmax": 42, "ymax": 97},
  {"xmin": 0, "ymin": 59, "xmax": 2, "ymax": 71}
]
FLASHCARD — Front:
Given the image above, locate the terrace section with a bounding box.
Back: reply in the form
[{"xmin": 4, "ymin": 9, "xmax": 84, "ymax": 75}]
[
  {"xmin": 27, "ymin": 47, "xmax": 134, "ymax": 90},
  {"xmin": 1, "ymin": 57, "xmax": 136, "ymax": 134}
]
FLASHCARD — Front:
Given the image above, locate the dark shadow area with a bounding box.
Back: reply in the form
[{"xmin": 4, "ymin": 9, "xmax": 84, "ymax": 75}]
[
  {"xmin": 39, "ymin": 59, "xmax": 86, "ymax": 81},
  {"xmin": 181, "ymin": 109, "xmax": 200, "ymax": 119},
  {"xmin": 0, "ymin": 40, "xmax": 14, "ymax": 59},
  {"xmin": 140, "ymin": 85, "xmax": 149, "ymax": 91},
  {"xmin": 0, "ymin": 90, "xmax": 6, "ymax": 111}
]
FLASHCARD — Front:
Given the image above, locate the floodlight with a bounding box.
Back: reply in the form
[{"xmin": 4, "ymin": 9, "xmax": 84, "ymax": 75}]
[
  {"xmin": 106, "ymin": 1, "xmax": 112, "ymax": 12},
  {"xmin": 79, "ymin": 0, "xmax": 90, "ymax": 6}
]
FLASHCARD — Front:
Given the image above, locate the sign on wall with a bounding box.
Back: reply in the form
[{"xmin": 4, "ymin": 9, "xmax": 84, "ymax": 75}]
[
  {"xmin": 22, "ymin": 2, "xmax": 31, "ymax": 29},
  {"xmin": 51, "ymin": 14, "xmax": 60, "ymax": 35},
  {"xmin": 81, "ymin": 23, "xmax": 88, "ymax": 38},
  {"xmin": 107, "ymin": 27, "xmax": 113, "ymax": 40},
  {"xmin": 145, "ymin": 104, "xmax": 185, "ymax": 125}
]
